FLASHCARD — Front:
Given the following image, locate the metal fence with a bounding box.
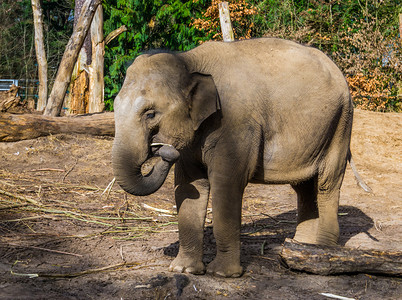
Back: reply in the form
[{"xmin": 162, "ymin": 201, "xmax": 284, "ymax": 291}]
[
  {"xmin": 0, "ymin": 79, "xmax": 39, "ymax": 100},
  {"xmin": 0, "ymin": 79, "xmax": 19, "ymax": 92}
]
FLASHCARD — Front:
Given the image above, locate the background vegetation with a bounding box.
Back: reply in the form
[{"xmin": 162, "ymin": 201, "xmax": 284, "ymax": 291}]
[
  {"xmin": 0, "ymin": 0, "xmax": 73, "ymax": 88},
  {"xmin": 0, "ymin": 0, "xmax": 400, "ymax": 111}
]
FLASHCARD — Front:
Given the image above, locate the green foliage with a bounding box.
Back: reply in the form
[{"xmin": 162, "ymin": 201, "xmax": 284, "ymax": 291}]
[
  {"xmin": 248, "ymin": 0, "xmax": 401, "ymax": 111},
  {"xmin": 0, "ymin": 0, "xmax": 399, "ymax": 111},
  {"xmin": 103, "ymin": 0, "xmax": 210, "ymax": 110},
  {"xmin": 250, "ymin": 0, "xmax": 400, "ymax": 47},
  {"xmin": 103, "ymin": 0, "xmax": 401, "ymax": 111}
]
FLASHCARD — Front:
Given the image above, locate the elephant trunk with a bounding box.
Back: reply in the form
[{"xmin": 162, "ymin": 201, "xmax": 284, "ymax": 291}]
[{"xmin": 112, "ymin": 141, "xmax": 180, "ymax": 196}]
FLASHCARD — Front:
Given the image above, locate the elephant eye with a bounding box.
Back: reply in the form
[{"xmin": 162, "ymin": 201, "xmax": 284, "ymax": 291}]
[{"xmin": 145, "ymin": 110, "xmax": 156, "ymax": 120}]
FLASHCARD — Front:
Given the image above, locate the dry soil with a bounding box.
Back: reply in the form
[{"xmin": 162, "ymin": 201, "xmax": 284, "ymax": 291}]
[{"xmin": 0, "ymin": 109, "xmax": 400, "ymax": 299}]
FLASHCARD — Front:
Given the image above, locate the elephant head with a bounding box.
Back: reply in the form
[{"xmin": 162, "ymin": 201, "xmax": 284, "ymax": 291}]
[{"xmin": 112, "ymin": 52, "xmax": 220, "ymax": 196}]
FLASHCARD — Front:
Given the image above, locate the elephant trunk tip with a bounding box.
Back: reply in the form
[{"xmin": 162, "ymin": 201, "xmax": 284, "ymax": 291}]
[
  {"xmin": 153, "ymin": 144, "xmax": 180, "ymax": 163},
  {"xmin": 112, "ymin": 144, "xmax": 180, "ymax": 197}
]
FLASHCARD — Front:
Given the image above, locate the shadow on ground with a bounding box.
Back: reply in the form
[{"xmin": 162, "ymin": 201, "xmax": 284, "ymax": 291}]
[{"xmin": 163, "ymin": 205, "xmax": 375, "ymax": 269}]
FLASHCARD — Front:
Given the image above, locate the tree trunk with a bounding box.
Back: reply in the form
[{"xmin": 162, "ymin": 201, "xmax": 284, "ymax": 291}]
[
  {"xmin": 88, "ymin": 4, "xmax": 104, "ymax": 113},
  {"xmin": 279, "ymin": 238, "xmax": 402, "ymax": 276},
  {"xmin": 219, "ymin": 2, "xmax": 234, "ymax": 42},
  {"xmin": 64, "ymin": 1, "xmax": 104, "ymax": 115},
  {"xmin": 70, "ymin": 69, "xmax": 89, "ymax": 114},
  {"xmin": 43, "ymin": 0, "xmax": 102, "ymax": 117},
  {"xmin": 31, "ymin": 0, "xmax": 48, "ymax": 111},
  {"xmin": 66, "ymin": 0, "xmax": 92, "ymax": 115},
  {"xmin": 0, "ymin": 112, "xmax": 114, "ymax": 142}
]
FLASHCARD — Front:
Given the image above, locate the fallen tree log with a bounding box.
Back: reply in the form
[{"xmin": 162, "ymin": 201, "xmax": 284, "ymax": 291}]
[
  {"xmin": 0, "ymin": 112, "xmax": 114, "ymax": 142},
  {"xmin": 279, "ymin": 238, "xmax": 402, "ymax": 276}
]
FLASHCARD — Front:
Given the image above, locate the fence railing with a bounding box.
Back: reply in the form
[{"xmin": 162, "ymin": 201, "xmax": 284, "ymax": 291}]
[
  {"xmin": 0, "ymin": 79, "xmax": 19, "ymax": 92},
  {"xmin": 0, "ymin": 79, "xmax": 39, "ymax": 100}
]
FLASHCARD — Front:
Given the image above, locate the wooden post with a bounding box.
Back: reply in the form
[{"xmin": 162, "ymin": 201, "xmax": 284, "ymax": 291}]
[
  {"xmin": 31, "ymin": 0, "xmax": 48, "ymax": 111},
  {"xmin": 218, "ymin": 2, "xmax": 234, "ymax": 42},
  {"xmin": 43, "ymin": 0, "xmax": 102, "ymax": 117},
  {"xmin": 88, "ymin": 4, "xmax": 104, "ymax": 113}
]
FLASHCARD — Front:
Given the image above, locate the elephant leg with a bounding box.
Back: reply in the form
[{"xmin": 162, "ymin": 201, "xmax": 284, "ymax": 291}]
[
  {"xmin": 292, "ymin": 177, "xmax": 319, "ymax": 244},
  {"xmin": 315, "ymin": 161, "xmax": 346, "ymax": 245},
  {"xmin": 169, "ymin": 163, "xmax": 209, "ymax": 275},
  {"xmin": 314, "ymin": 104, "xmax": 351, "ymax": 246},
  {"xmin": 315, "ymin": 186, "xmax": 341, "ymax": 245},
  {"xmin": 315, "ymin": 140, "xmax": 348, "ymax": 245},
  {"xmin": 206, "ymin": 178, "xmax": 245, "ymax": 277}
]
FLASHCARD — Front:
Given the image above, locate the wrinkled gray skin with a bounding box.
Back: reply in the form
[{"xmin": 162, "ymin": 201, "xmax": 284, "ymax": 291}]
[{"xmin": 112, "ymin": 38, "xmax": 353, "ymax": 277}]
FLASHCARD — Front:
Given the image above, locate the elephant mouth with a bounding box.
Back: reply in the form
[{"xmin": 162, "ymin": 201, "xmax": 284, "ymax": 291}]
[
  {"xmin": 150, "ymin": 142, "xmax": 180, "ymax": 163},
  {"xmin": 150, "ymin": 142, "xmax": 171, "ymax": 156}
]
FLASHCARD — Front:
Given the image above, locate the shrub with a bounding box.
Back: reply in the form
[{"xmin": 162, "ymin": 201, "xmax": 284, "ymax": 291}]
[
  {"xmin": 103, "ymin": 0, "xmax": 210, "ymax": 110},
  {"xmin": 250, "ymin": 0, "xmax": 401, "ymax": 112},
  {"xmin": 192, "ymin": 0, "xmax": 258, "ymax": 40},
  {"xmin": 332, "ymin": 17, "xmax": 401, "ymax": 112}
]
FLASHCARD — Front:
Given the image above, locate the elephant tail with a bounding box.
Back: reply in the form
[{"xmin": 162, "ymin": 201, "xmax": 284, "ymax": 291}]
[{"xmin": 347, "ymin": 149, "xmax": 372, "ymax": 193}]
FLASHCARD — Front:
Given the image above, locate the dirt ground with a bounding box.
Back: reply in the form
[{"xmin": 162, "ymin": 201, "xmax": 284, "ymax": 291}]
[{"xmin": 0, "ymin": 109, "xmax": 400, "ymax": 299}]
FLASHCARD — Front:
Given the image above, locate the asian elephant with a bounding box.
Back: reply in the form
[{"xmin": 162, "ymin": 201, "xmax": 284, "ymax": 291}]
[{"xmin": 112, "ymin": 38, "xmax": 369, "ymax": 277}]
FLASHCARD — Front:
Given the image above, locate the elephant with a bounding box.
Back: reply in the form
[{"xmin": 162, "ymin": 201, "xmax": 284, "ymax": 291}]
[{"xmin": 112, "ymin": 38, "xmax": 370, "ymax": 277}]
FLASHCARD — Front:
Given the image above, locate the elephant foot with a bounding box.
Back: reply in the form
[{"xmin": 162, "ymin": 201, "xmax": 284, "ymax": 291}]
[
  {"xmin": 294, "ymin": 219, "xmax": 339, "ymax": 246},
  {"xmin": 293, "ymin": 219, "xmax": 319, "ymax": 244},
  {"xmin": 206, "ymin": 257, "xmax": 243, "ymax": 278},
  {"xmin": 169, "ymin": 254, "xmax": 205, "ymax": 275},
  {"xmin": 316, "ymin": 229, "xmax": 339, "ymax": 246}
]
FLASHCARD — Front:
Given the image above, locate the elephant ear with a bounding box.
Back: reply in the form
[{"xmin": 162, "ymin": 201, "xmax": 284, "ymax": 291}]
[{"xmin": 188, "ymin": 73, "xmax": 221, "ymax": 131}]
